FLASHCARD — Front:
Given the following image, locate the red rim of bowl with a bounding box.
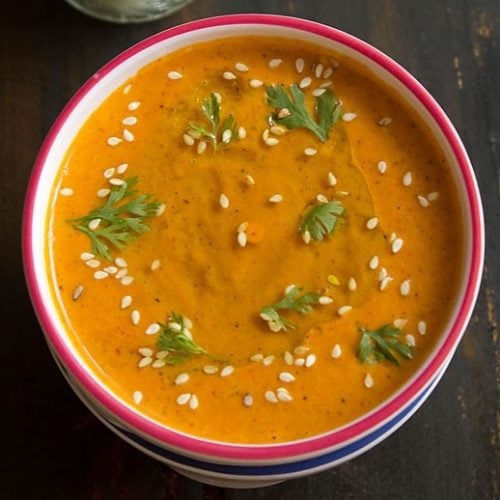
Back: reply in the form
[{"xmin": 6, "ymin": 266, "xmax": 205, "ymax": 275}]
[{"xmin": 23, "ymin": 14, "xmax": 484, "ymax": 461}]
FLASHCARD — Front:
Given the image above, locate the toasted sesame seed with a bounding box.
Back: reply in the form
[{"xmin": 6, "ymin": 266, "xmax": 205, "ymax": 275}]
[
  {"xmin": 302, "ymin": 230, "xmax": 312, "ymax": 244},
  {"xmin": 265, "ymin": 390, "xmax": 278, "ymax": 403},
  {"xmin": 109, "ymin": 178, "xmax": 125, "ymax": 186},
  {"xmin": 123, "ymin": 84, "xmax": 132, "ymax": 94},
  {"xmin": 122, "ymin": 129, "xmax": 134, "ymax": 142},
  {"xmin": 80, "ymin": 252, "xmax": 95, "ymax": 261},
  {"xmin": 400, "ymin": 279, "xmax": 411, "ymax": 296},
  {"xmin": 85, "ymin": 259, "xmax": 100, "ymax": 268},
  {"xmin": 133, "ymin": 391, "xmax": 143, "ymax": 404},
  {"xmin": 314, "ymin": 63, "xmax": 324, "ymax": 78},
  {"xmin": 268, "ymin": 58, "xmax": 282, "ymax": 68},
  {"xmin": 250, "ymin": 353, "xmax": 264, "ymax": 362},
  {"xmin": 237, "ymin": 231, "xmax": 247, "ymax": 248},
  {"xmin": 418, "ymin": 320, "xmax": 427, "ymax": 335},
  {"xmin": 235, "ymin": 62, "xmax": 249, "ymax": 72},
  {"xmin": 222, "ymin": 129, "xmax": 232, "ymax": 144},
  {"xmin": 295, "ymin": 58, "xmax": 305, "ymax": 73},
  {"xmin": 244, "ymin": 174, "xmax": 255, "ymax": 186},
  {"xmin": 223, "ymin": 71, "xmax": 236, "ymax": 80},
  {"xmin": 237, "ymin": 126, "xmax": 246, "ymax": 139},
  {"xmin": 152, "ymin": 359, "xmax": 165, "ymax": 368},
  {"xmin": 269, "ymin": 194, "xmax": 283, "ymax": 203},
  {"xmin": 107, "ymin": 137, "xmax": 122, "ymax": 146},
  {"xmin": 366, "ymin": 217, "xmax": 379, "ymax": 230},
  {"xmin": 379, "ymin": 267, "xmax": 388, "ymax": 281},
  {"xmin": 120, "ymin": 296, "xmax": 132, "ymax": 310},
  {"xmin": 331, "ymin": 344, "xmax": 342, "ymax": 358},
  {"xmin": 378, "ymin": 117, "xmax": 392, "ymax": 125},
  {"xmin": 337, "ymin": 305, "xmax": 353, "ymax": 316},
  {"xmin": 364, "ymin": 374, "xmax": 374, "ymax": 388},
  {"xmin": 138, "ymin": 347, "xmax": 153, "ymax": 357},
  {"xmin": 196, "ymin": 140, "xmax": 207, "ymax": 154},
  {"xmin": 183, "ymin": 134, "xmax": 195, "ymax": 146},
  {"xmin": 72, "ymin": 285, "xmax": 84, "ymax": 300},
  {"xmin": 145, "ymin": 323, "xmax": 160, "ymax": 335},
  {"xmin": 319, "ymin": 296, "xmax": 333, "ymax": 305},
  {"xmin": 175, "ymin": 373, "xmax": 190, "ymax": 385},
  {"xmin": 167, "ymin": 70, "xmax": 182, "ymax": 80},
  {"xmin": 265, "ymin": 137, "xmax": 279, "ymax": 146},
  {"xmin": 128, "ymin": 101, "xmax": 140, "ymax": 111},
  {"xmin": 60, "ymin": 187, "xmax": 74, "ymax": 197},
  {"xmin": 93, "ymin": 270, "xmax": 108, "ymax": 280},
  {"xmin": 279, "ymin": 372, "xmax": 295, "ymax": 383},
  {"xmin": 327, "ymin": 275, "xmax": 340, "ymax": 286},
  {"xmin": 378, "ymin": 161, "xmax": 388, "ymax": 173},
  {"xmin": 428, "ymin": 192, "xmax": 439, "ymax": 201},
  {"xmin": 418, "ymin": 195, "xmax": 430, "ymax": 207},
  {"xmin": 243, "ymin": 393, "xmax": 253, "ymax": 407},
  {"xmin": 392, "ymin": 238, "xmax": 404, "ymax": 253},
  {"xmin": 305, "ymin": 147, "xmax": 317, "ymax": 156},
  {"xmin": 348, "ymin": 278, "xmax": 357, "ymax": 291},
  {"xmin": 270, "ymin": 125, "xmax": 286, "ymax": 136},
  {"xmin": 263, "ymin": 355, "xmax": 275, "ymax": 366},
  {"xmin": 249, "ymin": 79, "xmax": 263, "ymax": 88},
  {"xmin": 284, "ymin": 351, "xmax": 294, "ymax": 365},
  {"xmin": 131, "ymin": 310, "xmax": 140, "ymax": 325},
  {"xmin": 88, "ymin": 218, "xmax": 101, "ymax": 230},
  {"xmin": 379, "ymin": 276, "xmax": 393, "ymax": 291},
  {"xmin": 305, "ymin": 354, "xmax": 317, "ymax": 368},
  {"xmin": 327, "ymin": 172, "xmax": 337, "ymax": 186},
  {"xmin": 176, "ymin": 393, "xmax": 191, "ymax": 405},
  {"xmin": 121, "ymin": 275, "xmax": 134, "ymax": 286},
  {"xmin": 369, "ymin": 256, "xmax": 379, "ymax": 270},
  {"xmin": 138, "ymin": 357, "xmax": 152, "ymax": 368},
  {"xmin": 156, "ymin": 203, "xmax": 166, "ymax": 216},
  {"xmin": 104, "ymin": 266, "xmax": 117, "ymax": 274},
  {"xmin": 406, "ymin": 334, "xmax": 416, "ymax": 347},
  {"xmin": 312, "ymin": 88, "xmax": 326, "ymax": 97},
  {"xmin": 316, "ymin": 194, "xmax": 329, "ymax": 203},
  {"xmin": 299, "ymin": 77, "xmax": 312, "ymax": 88},
  {"xmin": 203, "ymin": 365, "xmax": 218, "ymax": 374},
  {"xmin": 276, "ymin": 388, "xmax": 293, "ymax": 402},
  {"xmin": 394, "ymin": 318, "xmax": 407, "ymax": 328},
  {"xmin": 150, "ymin": 259, "xmax": 160, "ymax": 271},
  {"xmin": 402, "ymin": 171, "xmax": 413, "ymax": 186},
  {"xmin": 342, "ymin": 112, "xmax": 357, "ymax": 122},
  {"xmin": 323, "ymin": 67, "xmax": 333, "ymax": 78},
  {"xmin": 220, "ymin": 365, "xmax": 235, "ymax": 377},
  {"xmin": 294, "ymin": 358, "xmax": 305, "ymax": 366}
]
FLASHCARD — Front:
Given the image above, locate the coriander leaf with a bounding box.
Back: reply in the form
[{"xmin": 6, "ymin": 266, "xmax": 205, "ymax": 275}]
[
  {"xmin": 266, "ymin": 84, "xmax": 342, "ymax": 142},
  {"xmin": 70, "ymin": 177, "xmax": 161, "ymax": 260},
  {"xmin": 357, "ymin": 324, "xmax": 413, "ymax": 366},
  {"xmin": 260, "ymin": 285, "xmax": 320, "ymax": 332},
  {"xmin": 300, "ymin": 200, "xmax": 345, "ymax": 242}
]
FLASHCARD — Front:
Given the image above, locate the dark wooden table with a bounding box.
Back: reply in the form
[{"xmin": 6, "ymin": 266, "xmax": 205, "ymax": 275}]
[{"xmin": 1, "ymin": 1, "xmax": 498, "ymax": 498}]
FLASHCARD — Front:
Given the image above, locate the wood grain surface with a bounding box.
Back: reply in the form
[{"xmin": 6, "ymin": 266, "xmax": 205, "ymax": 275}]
[{"xmin": 1, "ymin": 0, "xmax": 498, "ymax": 498}]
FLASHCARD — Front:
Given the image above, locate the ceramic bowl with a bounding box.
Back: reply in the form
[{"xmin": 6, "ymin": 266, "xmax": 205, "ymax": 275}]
[{"xmin": 23, "ymin": 14, "xmax": 484, "ymax": 488}]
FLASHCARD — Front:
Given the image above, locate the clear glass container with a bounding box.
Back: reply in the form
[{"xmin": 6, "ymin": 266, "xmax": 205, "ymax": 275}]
[{"xmin": 65, "ymin": 0, "xmax": 194, "ymax": 24}]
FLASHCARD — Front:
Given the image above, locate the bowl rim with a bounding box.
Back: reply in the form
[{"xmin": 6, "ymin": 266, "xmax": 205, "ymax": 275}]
[{"xmin": 23, "ymin": 13, "xmax": 484, "ymax": 462}]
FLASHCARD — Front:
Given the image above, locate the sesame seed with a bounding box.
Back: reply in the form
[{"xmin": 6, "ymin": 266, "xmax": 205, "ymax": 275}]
[
  {"xmin": 299, "ymin": 77, "xmax": 312, "ymax": 89},
  {"xmin": 314, "ymin": 63, "xmax": 324, "ymax": 78},
  {"xmin": 88, "ymin": 218, "xmax": 101, "ymax": 230},
  {"xmin": 122, "ymin": 116, "xmax": 138, "ymax": 126},
  {"xmin": 364, "ymin": 374, "xmax": 374, "ymax": 388},
  {"xmin": 319, "ymin": 80, "xmax": 333, "ymax": 88},
  {"xmin": 244, "ymin": 174, "xmax": 255, "ymax": 186},
  {"xmin": 176, "ymin": 393, "xmax": 191, "ymax": 405},
  {"xmin": 295, "ymin": 346, "xmax": 309, "ymax": 356},
  {"xmin": 418, "ymin": 321, "xmax": 427, "ymax": 335},
  {"xmin": 277, "ymin": 108, "xmax": 291, "ymax": 119},
  {"xmin": 72, "ymin": 285, "xmax": 84, "ymax": 300},
  {"xmin": 151, "ymin": 259, "xmax": 160, "ymax": 271},
  {"xmin": 167, "ymin": 70, "xmax": 182, "ymax": 80},
  {"xmin": 337, "ymin": 305, "xmax": 353, "ymax": 316},
  {"xmin": 133, "ymin": 391, "xmax": 143, "ymax": 404},
  {"xmin": 323, "ymin": 67, "xmax": 333, "ymax": 78},
  {"xmin": 121, "ymin": 275, "xmax": 134, "ymax": 286},
  {"xmin": 109, "ymin": 178, "xmax": 125, "ymax": 186},
  {"xmin": 107, "ymin": 137, "xmax": 122, "ymax": 146},
  {"xmin": 250, "ymin": 353, "xmax": 264, "ymax": 362},
  {"xmin": 305, "ymin": 354, "xmax": 317, "ymax": 368},
  {"xmin": 197, "ymin": 141, "xmax": 207, "ymax": 154},
  {"xmin": 156, "ymin": 351, "xmax": 168, "ymax": 359},
  {"xmin": 93, "ymin": 270, "xmax": 108, "ymax": 280},
  {"xmin": 348, "ymin": 278, "xmax": 357, "ymax": 291},
  {"xmin": 167, "ymin": 322, "xmax": 181, "ymax": 332},
  {"xmin": 97, "ymin": 188, "xmax": 110, "ymax": 198},
  {"xmin": 312, "ymin": 88, "xmax": 326, "ymax": 97},
  {"xmin": 268, "ymin": 58, "xmax": 282, "ymax": 68},
  {"xmin": 377, "ymin": 161, "xmax": 388, "ymax": 173},
  {"xmin": 237, "ymin": 126, "xmax": 246, "ymax": 139},
  {"xmin": 276, "ymin": 388, "xmax": 293, "ymax": 402},
  {"xmin": 104, "ymin": 266, "xmax": 117, "ymax": 274},
  {"xmin": 219, "ymin": 193, "xmax": 230, "ymax": 209},
  {"xmin": 342, "ymin": 112, "xmax": 357, "ymax": 122},
  {"xmin": 122, "ymin": 129, "xmax": 134, "ymax": 142},
  {"xmin": 175, "ymin": 373, "xmax": 190, "ymax": 385},
  {"xmin": 317, "ymin": 194, "xmax": 329, "ymax": 203},
  {"xmin": 265, "ymin": 390, "xmax": 278, "ymax": 403},
  {"xmin": 295, "ymin": 58, "xmax": 305, "ymax": 73},
  {"xmin": 284, "ymin": 284, "xmax": 295, "ymax": 295},
  {"xmin": 302, "ymin": 230, "xmax": 312, "ymax": 244},
  {"xmin": 378, "ymin": 117, "xmax": 392, "ymax": 125},
  {"xmin": 284, "ymin": 351, "xmax": 294, "ymax": 365},
  {"xmin": 85, "ymin": 259, "xmax": 100, "ymax": 268},
  {"xmin": 237, "ymin": 231, "xmax": 247, "ymax": 248},
  {"xmin": 269, "ymin": 194, "xmax": 283, "ymax": 203},
  {"xmin": 152, "ymin": 360, "xmax": 165, "ymax": 369},
  {"xmin": 243, "ymin": 393, "xmax": 253, "ymax": 407},
  {"xmin": 394, "ymin": 318, "xmax": 407, "ymax": 328},
  {"xmin": 118, "ymin": 272, "xmax": 130, "ymax": 283},
  {"xmin": 331, "ymin": 344, "xmax": 342, "ymax": 358},
  {"xmin": 104, "ymin": 167, "xmax": 115, "ymax": 179},
  {"xmin": 379, "ymin": 276, "xmax": 393, "ymax": 291},
  {"xmin": 369, "ymin": 256, "xmax": 379, "ymax": 270},
  {"xmin": 60, "ymin": 187, "xmax": 73, "ymax": 197},
  {"xmin": 406, "ymin": 334, "xmax": 416, "ymax": 347},
  {"xmin": 400, "ymin": 279, "xmax": 411, "ymax": 296},
  {"xmin": 294, "ymin": 358, "xmax": 305, "ymax": 366},
  {"xmin": 131, "ymin": 310, "xmax": 140, "ymax": 325},
  {"xmin": 319, "ymin": 296, "xmax": 333, "ymax": 305},
  {"xmin": 235, "ymin": 62, "xmax": 249, "ymax": 72},
  {"xmin": 113, "ymin": 257, "xmax": 127, "ymax": 268},
  {"xmin": 138, "ymin": 357, "xmax": 152, "ymax": 368},
  {"xmin": 270, "ymin": 125, "xmax": 286, "ymax": 136},
  {"xmin": 249, "ymin": 79, "xmax": 264, "ymax": 88},
  {"xmin": 223, "ymin": 71, "xmax": 236, "ymax": 80},
  {"xmin": 392, "ymin": 238, "xmax": 404, "ymax": 253},
  {"xmin": 203, "ymin": 365, "xmax": 218, "ymax": 374},
  {"xmin": 156, "ymin": 203, "xmax": 166, "ymax": 216},
  {"xmin": 403, "ymin": 171, "xmax": 413, "ymax": 186},
  {"xmin": 145, "ymin": 323, "xmax": 160, "ymax": 335},
  {"xmin": 418, "ymin": 195, "xmax": 430, "ymax": 207},
  {"xmin": 123, "ymin": 84, "xmax": 132, "ymax": 94},
  {"xmin": 379, "ymin": 267, "xmax": 388, "ymax": 281},
  {"xmin": 237, "ymin": 221, "xmax": 249, "ymax": 233},
  {"xmin": 327, "ymin": 172, "xmax": 337, "ymax": 186},
  {"xmin": 304, "ymin": 147, "xmax": 317, "ymax": 156},
  {"xmin": 222, "ymin": 129, "xmax": 232, "ymax": 144},
  {"xmin": 120, "ymin": 295, "xmax": 132, "ymax": 309},
  {"xmin": 80, "ymin": 252, "xmax": 95, "ymax": 261},
  {"xmin": 183, "ymin": 134, "xmax": 195, "ymax": 146},
  {"xmin": 220, "ymin": 365, "xmax": 235, "ymax": 377},
  {"xmin": 279, "ymin": 372, "xmax": 295, "ymax": 383},
  {"xmin": 263, "ymin": 355, "xmax": 275, "ymax": 366},
  {"xmin": 428, "ymin": 192, "xmax": 439, "ymax": 201},
  {"xmin": 138, "ymin": 347, "xmax": 153, "ymax": 357},
  {"xmin": 366, "ymin": 217, "xmax": 379, "ymax": 230},
  {"xmin": 128, "ymin": 101, "xmax": 140, "ymax": 111},
  {"xmin": 213, "ymin": 92, "xmax": 222, "ymax": 104},
  {"xmin": 265, "ymin": 137, "xmax": 279, "ymax": 146}
]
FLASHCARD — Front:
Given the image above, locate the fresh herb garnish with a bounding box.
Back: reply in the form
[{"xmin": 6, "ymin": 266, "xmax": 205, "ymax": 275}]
[
  {"xmin": 266, "ymin": 84, "xmax": 342, "ymax": 142},
  {"xmin": 187, "ymin": 93, "xmax": 238, "ymax": 149},
  {"xmin": 300, "ymin": 200, "xmax": 345, "ymax": 242},
  {"xmin": 357, "ymin": 324, "xmax": 413, "ymax": 366},
  {"xmin": 260, "ymin": 285, "xmax": 320, "ymax": 332},
  {"xmin": 157, "ymin": 312, "xmax": 212, "ymax": 365},
  {"xmin": 70, "ymin": 177, "xmax": 161, "ymax": 261}
]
